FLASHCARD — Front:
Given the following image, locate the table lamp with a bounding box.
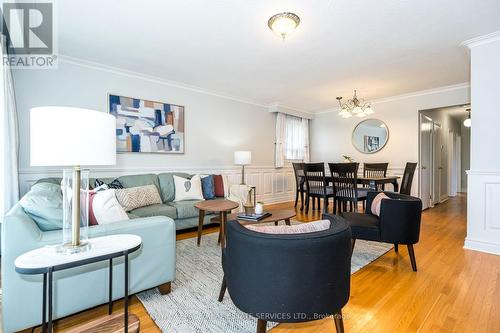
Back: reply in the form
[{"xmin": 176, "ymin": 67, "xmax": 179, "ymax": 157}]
[
  {"xmin": 234, "ymin": 151, "xmax": 251, "ymax": 185},
  {"xmin": 30, "ymin": 107, "xmax": 116, "ymax": 254}
]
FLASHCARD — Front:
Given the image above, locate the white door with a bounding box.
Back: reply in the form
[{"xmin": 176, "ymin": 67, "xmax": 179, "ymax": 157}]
[
  {"xmin": 432, "ymin": 123, "xmax": 443, "ymax": 205},
  {"xmin": 419, "ymin": 114, "xmax": 433, "ymax": 209}
]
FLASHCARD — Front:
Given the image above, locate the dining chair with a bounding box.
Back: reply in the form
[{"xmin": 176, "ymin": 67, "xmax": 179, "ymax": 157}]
[
  {"xmin": 363, "ymin": 163, "xmax": 389, "ymax": 190},
  {"xmin": 292, "ymin": 162, "xmax": 306, "ymax": 210},
  {"xmin": 400, "ymin": 162, "xmax": 418, "ymax": 195},
  {"xmin": 303, "ymin": 162, "xmax": 335, "ymax": 214},
  {"xmin": 329, "ymin": 163, "xmax": 367, "ymax": 213}
]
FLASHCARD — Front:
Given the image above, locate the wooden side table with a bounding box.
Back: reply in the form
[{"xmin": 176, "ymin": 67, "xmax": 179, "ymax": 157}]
[
  {"xmin": 195, "ymin": 199, "xmax": 239, "ymax": 248},
  {"xmin": 14, "ymin": 234, "xmax": 142, "ymax": 333}
]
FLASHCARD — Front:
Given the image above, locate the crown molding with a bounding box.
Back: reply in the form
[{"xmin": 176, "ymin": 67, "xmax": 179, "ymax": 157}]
[
  {"xmin": 58, "ymin": 54, "xmax": 274, "ymax": 109},
  {"xmin": 268, "ymin": 103, "xmax": 315, "ymax": 119},
  {"xmin": 461, "ymin": 31, "xmax": 500, "ymax": 49},
  {"xmin": 314, "ymin": 82, "xmax": 470, "ymax": 115}
]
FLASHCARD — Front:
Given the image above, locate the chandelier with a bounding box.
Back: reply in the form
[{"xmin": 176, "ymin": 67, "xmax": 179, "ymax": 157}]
[{"xmin": 336, "ymin": 90, "xmax": 374, "ymax": 118}]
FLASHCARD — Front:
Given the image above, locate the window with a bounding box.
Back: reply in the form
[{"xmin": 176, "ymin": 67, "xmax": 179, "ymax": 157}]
[{"xmin": 284, "ymin": 115, "xmax": 307, "ymax": 160}]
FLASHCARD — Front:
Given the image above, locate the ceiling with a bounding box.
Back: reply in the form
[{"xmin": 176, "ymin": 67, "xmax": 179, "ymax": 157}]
[{"xmin": 54, "ymin": 0, "xmax": 500, "ymax": 112}]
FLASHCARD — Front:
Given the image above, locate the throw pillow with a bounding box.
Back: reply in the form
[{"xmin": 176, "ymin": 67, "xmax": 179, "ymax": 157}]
[
  {"xmin": 88, "ymin": 191, "xmax": 99, "ymax": 226},
  {"xmin": 115, "ymin": 184, "xmax": 162, "ymax": 211},
  {"xmin": 20, "ymin": 183, "xmax": 63, "ymax": 231},
  {"xmin": 245, "ymin": 219, "xmax": 331, "ymax": 234},
  {"xmin": 371, "ymin": 192, "xmax": 390, "ymax": 216},
  {"xmin": 213, "ymin": 174, "xmax": 225, "ymax": 197},
  {"xmin": 94, "ymin": 178, "xmax": 124, "ymax": 191},
  {"xmin": 201, "ymin": 175, "xmax": 216, "ymax": 199},
  {"xmin": 92, "ymin": 189, "xmax": 130, "ymax": 224},
  {"xmin": 173, "ymin": 175, "xmax": 205, "ymax": 201}
]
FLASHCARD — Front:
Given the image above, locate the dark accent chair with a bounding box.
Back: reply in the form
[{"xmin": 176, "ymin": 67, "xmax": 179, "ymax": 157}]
[
  {"xmin": 329, "ymin": 163, "xmax": 367, "ymax": 213},
  {"xmin": 400, "ymin": 162, "xmax": 418, "ymax": 195},
  {"xmin": 363, "ymin": 163, "xmax": 389, "ymax": 190},
  {"xmin": 341, "ymin": 191, "xmax": 422, "ymax": 271},
  {"xmin": 303, "ymin": 162, "xmax": 335, "ymax": 213},
  {"xmin": 220, "ymin": 215, "xmax": 352, "ymax": 333},
  {"xmin": 292, "ymin": 162, "xmax": 306, "ymax": 210}
]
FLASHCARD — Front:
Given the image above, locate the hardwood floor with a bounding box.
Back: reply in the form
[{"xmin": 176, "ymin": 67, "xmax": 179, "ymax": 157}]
[{"xmin": 25, "ymin": 195, "xmax": 500, "ymax": 333}]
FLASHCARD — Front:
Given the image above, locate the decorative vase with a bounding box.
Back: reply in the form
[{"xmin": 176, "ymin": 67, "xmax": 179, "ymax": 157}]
[{"xmin": 255, "ymin": 203, "xmax": 264, "ymax": 215}]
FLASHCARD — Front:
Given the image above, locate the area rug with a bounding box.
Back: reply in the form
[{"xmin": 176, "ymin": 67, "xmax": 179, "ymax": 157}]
[{"xmin": 138, "ymin": 231, "xmax": 392, "ymax": 333}]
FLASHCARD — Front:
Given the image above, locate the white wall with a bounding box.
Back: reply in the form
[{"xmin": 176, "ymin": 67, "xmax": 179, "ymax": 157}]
[
  {"xmin": 310, "ymin": 85, "xmax": 470, "ymax": 196},
  {"xmin": 12, "ymin": 59, "xmax": 296, "ymax": 202},
  {"xmin": 465, "ymin": 34, "xmax": 500, "ymax": 255}
]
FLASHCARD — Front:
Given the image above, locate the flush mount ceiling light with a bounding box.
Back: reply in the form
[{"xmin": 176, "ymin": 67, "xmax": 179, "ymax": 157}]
[
  {"xmin": 463, "ymin": 108, "xmax": 471, "ymax": 127},
  {"xmin": 336, "ymin": 90, "xmax": 374, "ymax": 119},
  {"xmin": 268, "ymin": 12, "xmax": 300, "ymax": 40}
]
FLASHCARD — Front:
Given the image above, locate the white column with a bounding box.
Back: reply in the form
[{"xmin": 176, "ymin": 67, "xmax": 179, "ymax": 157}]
[{"xmin": 463, "ymin": 32, "xmax": 500, "ymax": 255}]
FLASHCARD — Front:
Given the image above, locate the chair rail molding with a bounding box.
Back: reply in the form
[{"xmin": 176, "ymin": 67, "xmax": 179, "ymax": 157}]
[
  {"xmin": 464, "ymin": 170, "xmax": 500, "ymax": 255},
  {"xmin": 18, "ymin": 166, "xmax": 296, "ymax": 204}
]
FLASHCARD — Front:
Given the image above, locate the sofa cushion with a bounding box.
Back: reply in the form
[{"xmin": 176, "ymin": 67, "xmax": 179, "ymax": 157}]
[
  {"xmin": 201, "ymin": 175, "xmax": 216, "ymax": 199},
  {"xmin": 19, "ymin": 183, "xmax": 63, "ymax": 231},
  {"xmin": 158, "ymin": 172, "xmax": 191, "ymax": 202},
  {"xmin": 115, "ymin": 185, "xmax": 162, "ymax": 211},
  {"xmin": 117, "ymin": 174, "xmax": 161, "ymax": 193},
  {"xmin": 92, "ymin": 189, "xmax": 130, "ymax": 224},
  {"xmin": 130, "ymin": 203, "xmax": 177, "ymax": 219},
  {"xmin": 173, "ymin": 175, "xmax": 205, "ymax": 201},
  {"xmin": 342, "ymin": 212, "xmax": 381, "ymax": 241},
  {"xmin": 167, "ymin": 200, "xmax": 203, "ymax": 219},
  {"xmin": 245, "ymin": 220, "xmax": 330, "ymax": 234},
  {"xmin": 213, "ymin": 174, "xmax": 225, "ymax": 197}
]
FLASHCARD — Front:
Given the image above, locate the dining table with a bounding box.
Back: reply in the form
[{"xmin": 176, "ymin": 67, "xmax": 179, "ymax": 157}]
[{"xmin": 299, "ymin": 175, "xmax": 400, "ymax": 192}]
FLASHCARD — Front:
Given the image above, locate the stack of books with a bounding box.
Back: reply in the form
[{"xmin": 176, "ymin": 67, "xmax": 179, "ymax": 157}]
[{"xmin": 237, "ymin": 212, "xmax": 272, "ymax": 221}]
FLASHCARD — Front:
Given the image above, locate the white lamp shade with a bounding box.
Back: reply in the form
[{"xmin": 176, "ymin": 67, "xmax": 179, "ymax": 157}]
[
  {"xmin": 30, "ymin": 107, "xmax": 117, "ymax": 166},
  {"xmin": 234, "ymin": 151, "xmax": 251, "ymax": 165}
]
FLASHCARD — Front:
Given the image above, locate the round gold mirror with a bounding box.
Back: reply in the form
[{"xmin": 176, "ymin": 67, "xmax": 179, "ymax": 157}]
[{"xmin": 352, "ymin": 119, "xmax": 389, "ymax": 154}]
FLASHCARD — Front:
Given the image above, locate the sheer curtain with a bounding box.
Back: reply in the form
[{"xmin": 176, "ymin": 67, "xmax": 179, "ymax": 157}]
[
  {"xmin": 284, "ymin": 115, "xmax": 304, "ymax": 160},
  {"xmin": 0, "ymin": 34, "xmax": 20, "ymax": 220},
  {"xmin": 302, "ymin": 118, "xmax": 310, "ymax": 162},
  {"xmin": 274, "ymin": 113, "xmax": 286, "ymax": 168},
  {"xmin": 275, "ymin": 113, "xmax": 310, "ymax": 166}
]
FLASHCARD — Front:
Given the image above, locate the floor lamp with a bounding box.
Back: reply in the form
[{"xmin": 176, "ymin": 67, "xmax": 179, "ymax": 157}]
[{"xmin": 30, "ymin": 107, "xmax": 116, "ymax": 254}]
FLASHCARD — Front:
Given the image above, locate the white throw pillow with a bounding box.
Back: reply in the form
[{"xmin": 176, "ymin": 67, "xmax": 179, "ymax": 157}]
[
  {"xmin": 92, "ymin": 189, "xmax": 130, "ymax": 224},
  {"xmin": 173, "ymin": 175, "xmax": 205, "ymax": 201}
]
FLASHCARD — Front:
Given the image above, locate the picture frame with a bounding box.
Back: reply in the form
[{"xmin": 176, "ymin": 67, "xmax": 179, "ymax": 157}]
[{"xmin": 108, "ymin": 93, "xmax": 185, "ymax": 154}]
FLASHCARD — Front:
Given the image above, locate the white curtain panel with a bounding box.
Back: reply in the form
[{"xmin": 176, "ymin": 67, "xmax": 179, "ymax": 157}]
[
  {"xmin": 0, "ymin": 35, "xmax": 20, "ymax": 219},
  {"xmin": 284, "ymin": 115, "xmax": 304, "ymax": 160},
  {"xmin": 274, "ymin": 112, "xmax": 286, "ymax": 168},
  {"xmin": 302, "ymin": 118, "xmax": 310, "ymax": 162}
]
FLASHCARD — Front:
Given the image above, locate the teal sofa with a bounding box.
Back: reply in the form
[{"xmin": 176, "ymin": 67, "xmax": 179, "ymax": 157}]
[
  {"xmin": 36, "ymin": 172, "xmax": 217, "ymax": 230},
  {"xmin": 2, "ymin": 172, "xmax": 215, "ymax": 332}
]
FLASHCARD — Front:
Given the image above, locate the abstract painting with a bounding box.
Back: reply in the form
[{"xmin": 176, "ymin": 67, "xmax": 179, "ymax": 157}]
[
  {"xmin": 108, "ymin": 94, "xmax": 185, "ymax": 153},
  {"xmin": 364, "ymin": 135, "xmax": 380, "ymax": 153}
]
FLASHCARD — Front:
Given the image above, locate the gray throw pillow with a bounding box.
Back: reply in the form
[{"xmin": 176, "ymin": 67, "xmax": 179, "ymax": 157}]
[{"xmin": 20, "ymin": 183, "xmax": 63, "ymax": 231}]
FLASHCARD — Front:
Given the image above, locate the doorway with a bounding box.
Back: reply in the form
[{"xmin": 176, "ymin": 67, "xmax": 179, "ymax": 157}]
[{"xmin": 418, "ymin": 105, "xmax": 470, "ymax": 209}]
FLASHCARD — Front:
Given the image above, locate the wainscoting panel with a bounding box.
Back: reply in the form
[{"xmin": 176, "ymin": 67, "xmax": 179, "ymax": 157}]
[
  {"xmin": 464, "ymin": 170, "xmax": 500, "ymax": 255},
  {"xmin": 18, "ymin": 166, "xmax": 296, "ymax": 204}
]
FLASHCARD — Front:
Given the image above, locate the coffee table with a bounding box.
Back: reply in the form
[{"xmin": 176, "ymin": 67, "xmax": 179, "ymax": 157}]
[
  {"xmin": 226, "ymin": 209, "xmax": 296, "ymax": 226},
  {"xmin": 195, "ymin": 199, "xmax": 239, "ymax": 248}
]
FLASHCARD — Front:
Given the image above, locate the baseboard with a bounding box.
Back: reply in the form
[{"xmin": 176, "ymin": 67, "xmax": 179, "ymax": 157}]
[{"xmin": 464, "ymin": 238, "xmax": 500, "ymax": 255}]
